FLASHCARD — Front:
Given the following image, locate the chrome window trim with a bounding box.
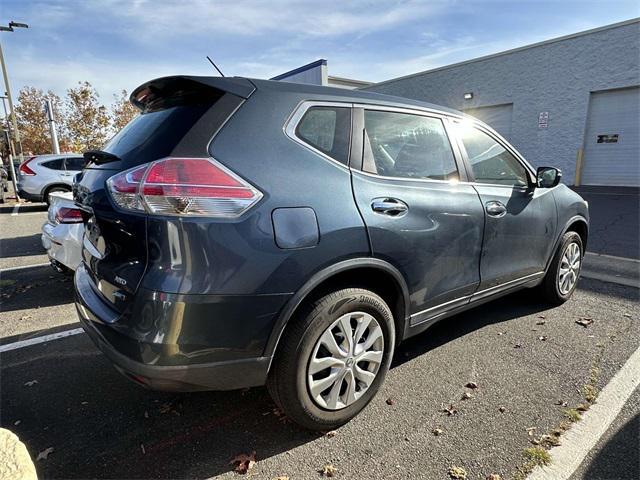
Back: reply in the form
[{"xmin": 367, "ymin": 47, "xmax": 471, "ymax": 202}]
[{"xmin": 284, "ymin": 100, "xmax": 354, "ymax": 172}]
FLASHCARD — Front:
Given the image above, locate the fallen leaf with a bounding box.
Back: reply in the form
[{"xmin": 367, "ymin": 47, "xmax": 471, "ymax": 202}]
[
  {"xmin": 325, "ymin": 430, "xmax": 337, "ymax": 438},
  {"xmin": 539, "ymin": 336, "xmax": 547, "ymax": 341},
  {"xmin": 623, "ymin": 313, "xmax": 631, "ymax": 318},
  {"xmin": 20, "ymin": 315, "xmax": 32, "ymax": 321},
  {"xmin": 576, "ymin": 404, "xmax": 590, "ymax": 412},
  {"xmin": 320, "ymin": 464, "xmax": 338, "ymax": 477},
  {"xmin": 526, "ymin": 427, "xmax": 537, "ymax": 436},
  {"xmin": 575, "ymin": 318, "xmax": 594, "ymax": 328},
  {"xmin": 273, "ymin": 476, "xmax": 290, "ymax": 480},
  {"xmin": 514, "ymin": 343, "xmax": 523, "ymax": 349},
  {"xmin": 530, "ymin": 438, "xmax": 541, "ymax": 445},
  {"xmin": 385, "ymin": 397, "xmax": 395, "ymax": 405},
  {"xmin": 498, "ymin": 331, "xmax": 506, "ymax": 336},
  {"xmin": 498, "ymin": 406, "xmax": 506, "ymax": 413},
  {"xmin": 538, "ymin": 315, "xmax": 546, "ymax": 319},
  {"xmin": 443, "ymin": 404, "xmax": 458, "ymax": 416},
  {"xmin": 555, "ymin": 400, "xmax": 568, "ymax": 407},
  {"xmin": 536, "ymin": 320, "xmax": 546, "ymax": 325},
  {"xmin": 230, "ymin": 451, "xmax": 257, "ymax": 475},
  {"xmin": 24, "ymin": 380, "xmax": 38, "ymax": 387},
  {"xmin": 432, "ymin": 427, "xmax": 443, "ymax": 436},
  {"xmin": 461, "ymin": 392, "xmax": 472, "ymax": 400},
  {"xmin": 37, "ymin": 447, "xmax": 54, "ymax": 461},
  {"xmin": 465, "ymin": 382, "xmax": 478, "ymax": 389},
  {"xmin": 448, "ymin": 466, "xmax": 467, "ymax": 479},
  {"xmin": 486, "ymin": 474, "xmax": 502, "ymax": 480}
]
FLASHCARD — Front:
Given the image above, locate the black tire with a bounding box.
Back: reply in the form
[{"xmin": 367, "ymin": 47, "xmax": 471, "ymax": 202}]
[
  {"xmin": 540, "ymin": 231, "xmax": 583, "ymax": 305},
  {"xmin": 45, "ymin": 186, "xmax": 70, "ymax": 205},
  {"xmin": 267, "ymin": 288, "xmax": 395, "ymax": 431}
]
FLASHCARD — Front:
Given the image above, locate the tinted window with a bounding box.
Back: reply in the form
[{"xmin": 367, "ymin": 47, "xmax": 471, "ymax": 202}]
[
  {"xmin": 42, "ymin": 159, "xmax": 64, "ymax": 170},
  {"xmin": 363, "ymin": 110, "xmax": 458, "ymax": 181},
  {"xmin": 456, "ymin": 124, "xmax": 529, "ymax": 186},
  {"xmin": 295, "ymin": 106, "xmax": 351, "ymax": 165},
  {"xmin": 64, "ymin": 157, "xmax": 86, "ymax": 171}
]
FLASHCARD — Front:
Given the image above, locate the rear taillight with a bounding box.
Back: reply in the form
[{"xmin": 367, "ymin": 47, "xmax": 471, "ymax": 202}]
[
  {"xmin": 55, "ymin": 207, "xmax": 83, "ymax": 224},
  {"xmin": 106, "ymin": 157, "xmax": 262, "ymax": 217},
  {"xmin": 19, "ymin": 156, "xmax": 37, "ymax": 176}
]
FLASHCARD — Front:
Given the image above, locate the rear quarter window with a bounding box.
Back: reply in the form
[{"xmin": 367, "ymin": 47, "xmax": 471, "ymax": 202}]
[{"xmin": 295, "ymin": 106, "xmax": 351, "ymax": 165}]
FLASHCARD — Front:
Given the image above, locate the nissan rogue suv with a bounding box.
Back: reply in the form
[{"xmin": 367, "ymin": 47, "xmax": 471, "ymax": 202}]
[{"xmin": 74, "ymin": 76, "xmax": 588, "ymax": 430}]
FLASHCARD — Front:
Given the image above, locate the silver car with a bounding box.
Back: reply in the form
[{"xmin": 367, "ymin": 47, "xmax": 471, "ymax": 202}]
[
  {"xmin": 17, "ymin": 154, "xmax": 85, "ymax": 204},
  {"xmin": 41, "ymin": 191, "xmax": 84, "ymax": 272}
]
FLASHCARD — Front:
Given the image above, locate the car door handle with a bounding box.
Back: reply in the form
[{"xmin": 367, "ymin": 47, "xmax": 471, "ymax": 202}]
[
  {"xmin": 371, "ymin": 198, "xmax": 408, "ymax": 216},
  {"xmin": 485, "ymin": 200, "xmax": 507, "ymax": 218}
]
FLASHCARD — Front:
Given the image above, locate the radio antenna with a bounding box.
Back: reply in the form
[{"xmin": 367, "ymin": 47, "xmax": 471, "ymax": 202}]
[{"xmin": 206, "ymin": 56, "xmax": 225, "ymax": 77}]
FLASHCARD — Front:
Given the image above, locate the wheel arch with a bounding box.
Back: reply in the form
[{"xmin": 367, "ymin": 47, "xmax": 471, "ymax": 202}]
[
  {"xmin": 546, "ymin": 215, "xmax": 589, "ymax": 271},
  {"xmin": 42, "ymin": 183, "xmax": 72, "ymax": 200},
  {"xmin": 264, "ymin": 258, "xmax": 410, "ymax": 365}
]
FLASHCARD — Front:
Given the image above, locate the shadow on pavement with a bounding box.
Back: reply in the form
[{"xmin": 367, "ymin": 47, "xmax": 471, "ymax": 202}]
[
  {"xmin": 0, "ymin": 203, "xmax": 47, "ymax": 215},
  {"xmin": 0, "ymin": 265, "xmax": 74, "ymax": 312},
  {"xmin": 583, "ymin": 413, "xmax": 640, "ymax": 479},
  {"xmin": 0, "ymin": 234, "xmax": 45, "ymax": 258},
  {"xmin": 1, "ymin": 287, "xmax": 552, "ymax": 479}
]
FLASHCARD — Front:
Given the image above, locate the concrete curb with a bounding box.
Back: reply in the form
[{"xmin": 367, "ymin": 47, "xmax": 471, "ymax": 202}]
[{"xmin": 0, "ymin": 428, "xmax": 37, "ymax": 480}]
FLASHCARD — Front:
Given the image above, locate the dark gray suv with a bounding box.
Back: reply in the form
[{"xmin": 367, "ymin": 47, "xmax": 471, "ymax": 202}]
[{"xmin": 74, "ymin": 76, "xmax": 588, "ymax": 430}]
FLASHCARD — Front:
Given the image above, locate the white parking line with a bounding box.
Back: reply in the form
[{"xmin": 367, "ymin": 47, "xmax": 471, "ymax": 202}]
[
  {"xmin": 0, "ymin": 262, "xmax": 51, "ymax": 273},
  {"xmin": 0, "ymin": 328, "xmax": 85, "ymax": 353},
  {"xmin": 528, "ymin": 344, "xmax": 640, "ymax": 480},
  {"xmin": 11, "ymin": 204, "xmax": 20, "ymax": 216},
  {"xmin": 580, "ymin": 271, "xmax": 640, "ymax": 288},
  {"xmin": 585, "ymin": 252, "xmax": 640, "ymax": 264}
]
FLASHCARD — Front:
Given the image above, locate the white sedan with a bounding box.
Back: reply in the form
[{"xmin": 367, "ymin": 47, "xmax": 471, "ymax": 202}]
[{"xmin": 41, "ymin": 191, "xmax": 84, "ymax": 272}]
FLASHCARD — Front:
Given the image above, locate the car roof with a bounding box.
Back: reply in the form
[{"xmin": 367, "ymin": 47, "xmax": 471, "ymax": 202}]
[{"xmin": 245, "ymin": 77, "xmax": 464, "ymax": 117}]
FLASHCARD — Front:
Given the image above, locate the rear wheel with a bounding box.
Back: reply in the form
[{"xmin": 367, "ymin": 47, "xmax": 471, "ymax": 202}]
[
  {"xmin": 540, "ymin": 231, "xmax": 583, "ymax": 305},
  {"xmin": 45, "ymin": 186, "xmax": 70, "ymax": 205},
  {"xmin": 268, "ymin": 288, "xmax": 395, "ymax": 430}
]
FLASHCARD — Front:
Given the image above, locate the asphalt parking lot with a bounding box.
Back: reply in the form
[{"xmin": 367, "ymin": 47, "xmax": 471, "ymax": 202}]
[{"xmin": 1, "ymin": 189, "xmax": 638, "ymax": 480}]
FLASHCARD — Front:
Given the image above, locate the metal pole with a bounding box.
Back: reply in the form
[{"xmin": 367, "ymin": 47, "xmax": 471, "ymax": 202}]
[
  {"xmin": 0, "ymin": 39, "xmax": 24, "ymax": 162},
  {"xmin": 0, "ymin": 96, "xmax": 19, "ymax": 199},
  {"xmin": 45, "ymin": 99, "xmax": 60, "ymax": 154}
]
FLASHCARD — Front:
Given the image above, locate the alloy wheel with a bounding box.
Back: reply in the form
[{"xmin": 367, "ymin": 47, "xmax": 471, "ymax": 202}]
[
  {"xmin": 307, "ymin": 312, "xmax": 384, "ymax": 410},
  {"xmin": 558, "ymin": 241, "xmax": 581, "ymax": 295}
]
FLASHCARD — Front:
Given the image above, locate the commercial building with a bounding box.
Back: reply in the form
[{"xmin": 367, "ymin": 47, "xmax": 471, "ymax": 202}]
[
  {"xmin": 272, "ymin": 59, "xmax": 372, "ymax": 90},
  {"xmin": 364, "ymin": 18, "xmax": 640, "ymax": 187}
]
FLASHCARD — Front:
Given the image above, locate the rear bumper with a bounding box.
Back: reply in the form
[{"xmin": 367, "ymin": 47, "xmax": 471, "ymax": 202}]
[
  {"xmin": 74, "ymin": 264, "xmax": 289, "ymax": 391},
  {"xmin": 42, "ymin": 222, "xmax": 82, "ymax": 271},
  {"xmin": 17, "ymin": 188, "xmax": 43, "ymax": 202}
]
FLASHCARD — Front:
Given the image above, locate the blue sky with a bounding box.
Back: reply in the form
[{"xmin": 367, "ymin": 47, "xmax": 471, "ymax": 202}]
[{"xmin": 2, "ymin": 0, "xmax": 639, "ymax": 101}]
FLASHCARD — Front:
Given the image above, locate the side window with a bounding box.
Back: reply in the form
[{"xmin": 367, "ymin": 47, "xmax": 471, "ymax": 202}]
[
  {"xmin": 42, "ymin": 159, "xmax": 64, "ymax": 170},
  {"xmin": 295, "ymin": 106, "xmax": 351, "ymax": 165},
  {"xmin": 64, "ymin": 157, "xmax": 86, "ymax": 171},
  {"xmin": 456, "ymin": 124, "xmax": 529, "ymax": 186},
  {"xmin": 363, "ymin": 110, "xmax": 458, "ymax": 181}
]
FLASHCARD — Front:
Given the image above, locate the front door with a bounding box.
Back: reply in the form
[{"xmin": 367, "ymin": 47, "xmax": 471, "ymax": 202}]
[
  {"xmin": 452, "ymin": 122, "xmax": 557, "ymax": 290},
  {"xmin": 350, "ymin": 108, "xmax": 485, "ymax": 324}
]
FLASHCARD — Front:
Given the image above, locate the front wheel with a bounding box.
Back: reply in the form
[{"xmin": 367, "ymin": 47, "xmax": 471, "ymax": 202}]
[
  {"xmin": 540, "ymin": 231, "xmax": 583, "ymax": 305},
  {"xmin": 267, "ymin": 288, "xmax": 395, "ymax": 431}
]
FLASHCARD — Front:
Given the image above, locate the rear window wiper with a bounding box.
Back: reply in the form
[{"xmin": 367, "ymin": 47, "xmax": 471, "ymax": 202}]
[{"xmin": 84, "ymin": 150, "xmax": 121, "ymax": 165}]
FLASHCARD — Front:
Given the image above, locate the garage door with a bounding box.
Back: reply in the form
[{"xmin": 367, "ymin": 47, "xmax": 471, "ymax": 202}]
[
  {"xmin": 464, "ymin": 103, "xmax": 513, "ymax": 141},
  {"xmin": 581, "ymin": 87, "xmax": 640, "ymax": 187}
]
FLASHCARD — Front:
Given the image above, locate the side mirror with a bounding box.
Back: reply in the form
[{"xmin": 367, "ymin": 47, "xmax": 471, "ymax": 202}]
[{"xmin": 536, "ymin": 167, "xmax": 562, "ymax": 188}]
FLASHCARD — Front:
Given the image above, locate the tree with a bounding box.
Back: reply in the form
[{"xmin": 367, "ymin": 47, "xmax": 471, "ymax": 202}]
[
  {"xmin": 15, "ymin": 87, "xmax": 68, "ymax": 154},
  {"xmin": 65, "ymin": 81, "xmax": 110, "ymax": 152},
  {"xmin": 111, "ymin": 89, "xmax": 138, "ymax": 132}
]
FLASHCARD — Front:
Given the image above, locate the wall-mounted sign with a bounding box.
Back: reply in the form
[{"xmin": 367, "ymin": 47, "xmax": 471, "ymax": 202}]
[
  {"xmin": 597, "ymin": 134, "xmax": 619, "ymax": 144},
  {"xmin": 538, "ymin": 111, "xmax": 549, "ymax": 128}
]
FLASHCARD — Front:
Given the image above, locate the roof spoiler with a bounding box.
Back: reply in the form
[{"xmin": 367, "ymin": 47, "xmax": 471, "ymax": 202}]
[{"xmin": 130, "ymin": 76, "xmax": 256, "ymax": 111}]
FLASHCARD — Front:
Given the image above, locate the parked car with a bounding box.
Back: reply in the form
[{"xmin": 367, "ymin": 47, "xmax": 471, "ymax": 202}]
[
  {"xmin": 41, "ymin": 191, "xmax": 84, "ymax": 272},
  {"xmin": 73, "ymin": 76, "xmax": 589, "ymax": 430},
  {"xmin": 17, "ymin": 154, "xmax": 85, "ymax": 204}
]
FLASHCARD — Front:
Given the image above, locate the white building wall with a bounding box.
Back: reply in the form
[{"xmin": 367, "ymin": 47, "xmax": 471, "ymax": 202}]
[{"xmin": 364, "ymin": 20, "xmax": 640, "ymax": 184}]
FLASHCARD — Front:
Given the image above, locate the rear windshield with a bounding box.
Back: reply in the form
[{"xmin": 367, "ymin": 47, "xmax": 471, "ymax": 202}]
[{"xmin": 101, "ymin": 102, "xmax": 213, "ymax": 167}]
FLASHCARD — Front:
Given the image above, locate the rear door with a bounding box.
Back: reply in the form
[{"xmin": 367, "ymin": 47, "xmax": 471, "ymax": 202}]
[
  {"xmin": 451, "ymin": 121, "xmax": 557, "ymax": 291},
  {"xmin": 350, "ymin": 106, "xmax": 485, "ymax": 325}
]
